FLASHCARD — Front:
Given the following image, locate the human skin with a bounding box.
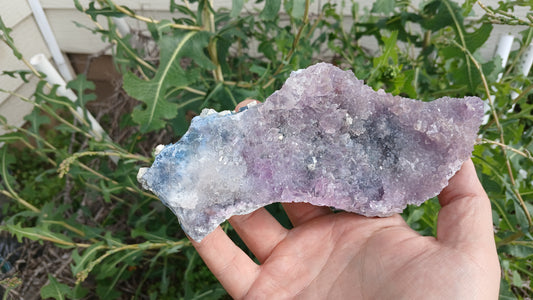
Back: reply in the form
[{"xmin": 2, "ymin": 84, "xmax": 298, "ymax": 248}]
[{"xmin": 190, "ymin": 99, "xmax": 501, "ymax": 299}]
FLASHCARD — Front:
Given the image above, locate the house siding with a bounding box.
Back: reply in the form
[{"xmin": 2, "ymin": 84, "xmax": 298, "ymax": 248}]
[{"xmin": 0, "ymin": 0, "xmax": 51, "ymax": 133}]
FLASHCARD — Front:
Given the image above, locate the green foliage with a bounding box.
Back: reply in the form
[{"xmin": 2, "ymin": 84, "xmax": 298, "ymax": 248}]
[
  {"xmin": 0, "ymin": 0, "xmax": 532, "ymax": 298},
  {"xmin": 124, "ymin": 31, "xmax": 214, "ymax": 132},
  {"xmin": 40, "ymin": 275, "xmax": 73, "ymax": 300}
]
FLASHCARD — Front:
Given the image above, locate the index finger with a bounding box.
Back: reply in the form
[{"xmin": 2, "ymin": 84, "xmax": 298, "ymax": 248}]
[{"xmin": 191, "ymin": 227, "xmax": 259, "ymax": 299}]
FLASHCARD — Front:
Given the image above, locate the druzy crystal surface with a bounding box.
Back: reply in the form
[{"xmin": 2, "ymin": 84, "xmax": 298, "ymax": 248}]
[{"xmin": 138, "ymin": 63, "xmax": 484, "ymax": 242}]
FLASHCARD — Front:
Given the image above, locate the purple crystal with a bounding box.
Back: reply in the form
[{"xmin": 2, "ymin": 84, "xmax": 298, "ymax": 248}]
[{"xmin": 137, "ymin": 63, "xmax": 484, "ymax": 241}]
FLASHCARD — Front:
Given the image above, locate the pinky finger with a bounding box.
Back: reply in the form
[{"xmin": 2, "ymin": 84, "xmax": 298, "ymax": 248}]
[{"xmin": 191, "ymin": 226, "xmax": 260, "ymax": 298}]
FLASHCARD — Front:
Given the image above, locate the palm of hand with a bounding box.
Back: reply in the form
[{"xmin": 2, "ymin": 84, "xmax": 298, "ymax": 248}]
[{"xmin": 192, "ymin": 160, "xmax": 500, "ymax": 299}]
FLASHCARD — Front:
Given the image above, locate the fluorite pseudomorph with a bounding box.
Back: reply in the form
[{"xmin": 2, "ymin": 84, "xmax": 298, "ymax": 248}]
[{"xmin": 137, "ymin": 63, "xmax": 484, "ymax": 241}]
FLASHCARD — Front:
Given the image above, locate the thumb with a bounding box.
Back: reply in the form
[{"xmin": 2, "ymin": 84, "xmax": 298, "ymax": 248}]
[{"xmin": 436, "ymin": 159, "xmax": 495, "ymax": 250}]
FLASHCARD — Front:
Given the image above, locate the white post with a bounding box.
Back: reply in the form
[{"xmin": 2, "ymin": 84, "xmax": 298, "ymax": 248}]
[
  {"xmin": 494, "ymin": 33, "xmax": 514, "ymax": 83},
  {"xmin": 483, "ymin": 33, "xmax": 515, "ymax": 125},
  {"xmin": 28, "ymin": 0, "xmax": 74, "ymax": 82},
  {"xmin": 511, "ymin": 42, "xmax": 533, "ymax": 100},
  {"xmin": 30, "ymin": 54, "xmax": 109, "ymax": 143}
]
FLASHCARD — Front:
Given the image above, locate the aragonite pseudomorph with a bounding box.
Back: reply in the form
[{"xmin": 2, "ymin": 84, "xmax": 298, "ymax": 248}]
[{"xmin": 137, "ymin": 63, "xmax": 484, "ymax": 241}]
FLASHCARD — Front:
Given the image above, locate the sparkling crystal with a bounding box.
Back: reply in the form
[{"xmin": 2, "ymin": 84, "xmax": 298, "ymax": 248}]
[{"xmin": 137, "ymin": 63, "xmax": 484, "ymax": 241}]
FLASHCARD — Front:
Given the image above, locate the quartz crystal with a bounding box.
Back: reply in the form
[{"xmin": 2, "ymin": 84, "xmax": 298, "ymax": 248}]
[{"xmin": 137, "ymin": 63, "xmax": 484, "ymax": 242}]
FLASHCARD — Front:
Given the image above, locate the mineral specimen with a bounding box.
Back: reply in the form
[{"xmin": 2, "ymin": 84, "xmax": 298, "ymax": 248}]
[{"xmin": 137, "ymin": 63, "xmax": 484, "ymax": 242}]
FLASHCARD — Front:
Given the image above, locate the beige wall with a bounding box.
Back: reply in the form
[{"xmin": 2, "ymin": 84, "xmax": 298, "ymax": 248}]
[{"xmin": 0, "ymin": 1, "xmax": 50, "ymax": 132}]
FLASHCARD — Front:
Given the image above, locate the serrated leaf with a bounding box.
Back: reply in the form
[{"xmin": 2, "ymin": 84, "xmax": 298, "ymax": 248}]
[
  {"xmin": 40, "ymin": 274, "xmax": 71, "ymax": 300},
  {"xmin": 147, "ymin": 19, "xmax": 174, "ymax": 41},
  {"xmin": 0, "ymin": 16, "xmax": 22, "ymax": 59},
  {"xmin": 24, "ymin": 107, "xmax": 51, "ymax": 143},
  {"xmin": 71, "ymin": 243, "xmax": 106, "ymax": 276},
  {"xmin": 95, "ymin": 249, "xmax": 141, "ymax": 280},
  {"xmin": 124, "ymin": 31, "xmax": 214, "ymax": 132},
  {"xmin": 85, "ymin": 2, "xmax": 124, "ymax": 21},
  {"xmin": 5, "ymin": 223, "xmax": 75, "ymax": 247},
  {"xmin": 1, "ymin": 70, "xmax": 32, "ymax": 82},
  {"xmin": 66, "ymin": 74, "xmax": 96, "ymax": 109},
  {"xmin": 260, "ymin": 0, "xmax": 281, "ymax": 21},
  {"xmin": 34, "ymin": 81, "xmax": 75, "ymax": 108}
]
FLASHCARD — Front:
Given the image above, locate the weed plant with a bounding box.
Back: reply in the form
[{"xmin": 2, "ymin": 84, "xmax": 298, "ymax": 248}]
[{"xmin": 0, "ymin": 0, "xmax": 532, "ymax": 298}]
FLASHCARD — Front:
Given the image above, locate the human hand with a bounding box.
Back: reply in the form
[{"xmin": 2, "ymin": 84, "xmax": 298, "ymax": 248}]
[{"xmin": 190, "ymin": 100, "xmax": 500, "ymax": 299}]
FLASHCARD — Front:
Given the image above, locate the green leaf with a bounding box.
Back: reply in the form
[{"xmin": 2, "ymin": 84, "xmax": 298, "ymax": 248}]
[
  {"xmin": 123, "ymin": 31, "xmax": 214, "ymax": 132},
  {"xmin": 147, "ymin": 19, "xmax": 174, "ymax": 41},
  {"xmin": 260, "ymin": 0, "xmax": 281, "ymax": 21},
  {"xmin": 71, "ymin": 243, "xmax": 106, "ymax": 277},
  {"xmin": 500, "ymin": 243, "xmax": 533, "ymax": 258},
  {"xmin": 0, "ymin": 16, "xmax": 22, "ymax": 59},
  {"xmin": 96, "ymin": 264, "xmax": 128, "ymax": 299},
  {"xmin": 422, "ymin": 0, "xmax": 460, "ymax": 32},
  {"xmin": 66, "ymin": 74, "xmax": 96, "ymax": 109},
  {"xmin": 463, "ymin": 23, "xmax": 492, "ymax": 53},
  {"xmin": 371, "ymin": 0, "xmax": 395, "ymax": 15},
  {"xmin": 34, "ymin": 81, "xmax": 75, "ymax": 108},
  {"xmin": 498, "ymin": 278, "xmax": 516, "ymax": 300},
  {"xmin": 511, "ymin": 269, "xmax": 523, "ymax": 287},
  {"xmin": 85, "ymin": 2, "xmax": 124, "ymax": 21},
  {"xmin": 425, "ymin": 0, "xmax": 491, "ymax": 92},
  {"xmin": 40, "ymin": 274, "xmax": 72, "ymax": 300},
  {"xmin": 4, "ymin": 222, "xmax": 75, "ymax": 247},
  {"xmin": 24, "ymin": 107, "xmax": 51, "ymax": 148},
  {"xmin": 231, "ymin": 0, "xmax": 244, "ymax": 18},
  {"xmin": 285, "ymin": 0, "xmax": 306, "ymax": 19},
  {"xmin": 0, "ymin": 132, "xmax": 26, "ymax": 144},
  {"xmin": 1, "ymin": 70, "xmax": 32, "ymax": 82}
]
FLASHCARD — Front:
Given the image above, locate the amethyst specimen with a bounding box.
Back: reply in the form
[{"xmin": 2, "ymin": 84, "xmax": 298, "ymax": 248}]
[{"xmin": 137, "ymin": 63, "xmax": 484, "ymax": 242}]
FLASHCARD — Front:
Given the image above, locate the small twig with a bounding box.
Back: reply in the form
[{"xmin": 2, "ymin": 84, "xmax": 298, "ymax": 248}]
[
  {"xmin": 111, "ymin": 1, "xmax": 203, "ymax": 31},
  {"xmin": 479, "ymin": 139, "xmax": 533, "ymax": 162},
  {"xmin": 263, "ymin": 0, "xmax": 311, "ymax": 90},
  {"xmin": 477, "ymin": 0, "xmax": 533, "ymax": 27}
]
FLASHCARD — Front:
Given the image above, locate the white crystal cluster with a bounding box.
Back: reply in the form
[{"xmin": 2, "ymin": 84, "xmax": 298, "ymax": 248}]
[{"xmin": 138, "ymin": 63, "xmax": 484, "ymax": 241}]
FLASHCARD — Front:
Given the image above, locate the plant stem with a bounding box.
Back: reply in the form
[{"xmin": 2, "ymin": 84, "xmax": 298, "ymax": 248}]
[
  {"xmin": 452, "ymin": 39, "xmax": 533, "ymax": 229},
  {"xmin": 479, "ymin": 139, "xmax": 533, "ymax": 162},
  {"xmin": 111, "ymin": 1, "xmax": 203, "ymax": 31},
  {"xmin": 204, "ymin": 0, "xmax": 224, "ymax": 83},
  {"xmin": 264, "ymin": 0, "xmax": 311, "ymax": 90}
]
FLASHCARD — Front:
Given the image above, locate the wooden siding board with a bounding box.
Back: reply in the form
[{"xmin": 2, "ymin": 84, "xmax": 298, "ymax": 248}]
[
  {"xmin": 0, "ymin": 0, "xmax": 32, "ymax": 27},
  {"xmin": 0, "ymin": 76, "xmax": 38, "ymax": 135},
  {"xmin": 45, "ymin": 8, "xmax": 187, "ymax": 53},
  {"xmin": 40, "ymin": 0, "xmax": 249, "ymax": 11}
]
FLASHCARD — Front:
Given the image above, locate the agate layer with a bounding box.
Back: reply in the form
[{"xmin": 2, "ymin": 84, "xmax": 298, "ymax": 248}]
[{"xmin": 137, "ymin": 63, "xmax": 484, "ymax": 241}]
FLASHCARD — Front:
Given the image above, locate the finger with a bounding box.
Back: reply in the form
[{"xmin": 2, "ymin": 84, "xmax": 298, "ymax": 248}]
[
  {"xmin": 191, "ymin": 227, "xmax": 259, "ymax": 299},
  {"xmin": 436, "ymin": 159, "xmax": 495, "ymax": 249},
  {"xmin": 235, "ymin": 99, "xmax": 259, "ymax": 112},
  {"xmin": 229, "ymin": 208, "xmax": 289, "ymax": 263},
  {"xmin": 282, "ymin": 202, "xmax": 332, "ymax": 227}
]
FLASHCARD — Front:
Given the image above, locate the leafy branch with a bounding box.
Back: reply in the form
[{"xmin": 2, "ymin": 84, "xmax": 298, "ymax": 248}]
[{"xmin": 477, "ymin": 0, "xmax": 533, "ymax": 27}]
